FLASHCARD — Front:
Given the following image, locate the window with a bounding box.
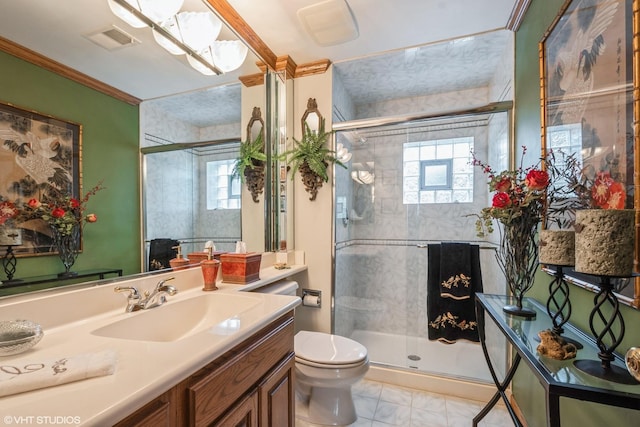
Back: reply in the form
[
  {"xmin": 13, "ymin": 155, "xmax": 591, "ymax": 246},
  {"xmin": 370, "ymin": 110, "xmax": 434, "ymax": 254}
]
[
  {"xmin": 403, "ymin": 137, "xmax": 473, "ymax": 204},
  {"xmin": 206, "ymin": 159, "xmax": 241, "ymax": 210},
  {"xmin": 420, "ymin": 159, "xmax": 452, "ymax": 190}
]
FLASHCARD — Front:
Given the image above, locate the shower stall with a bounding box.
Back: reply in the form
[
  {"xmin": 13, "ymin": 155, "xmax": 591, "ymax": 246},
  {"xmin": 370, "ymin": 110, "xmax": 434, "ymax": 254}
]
[{"xmin": 333, "ymin": 105, "xmax": 510, "ymax": 385}]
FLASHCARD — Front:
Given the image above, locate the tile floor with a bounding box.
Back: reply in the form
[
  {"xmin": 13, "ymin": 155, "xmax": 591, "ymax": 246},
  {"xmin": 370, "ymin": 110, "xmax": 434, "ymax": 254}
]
[{"xmin": 295, "ymin": 379, "xmax": 512, "ymax": 427}]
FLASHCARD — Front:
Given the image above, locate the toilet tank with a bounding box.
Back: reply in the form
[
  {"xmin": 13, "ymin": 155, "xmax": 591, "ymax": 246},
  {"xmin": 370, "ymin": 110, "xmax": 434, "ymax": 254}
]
[{"xmin": 251, "ymin": 280, "xmax": 299, "ymax": 296}]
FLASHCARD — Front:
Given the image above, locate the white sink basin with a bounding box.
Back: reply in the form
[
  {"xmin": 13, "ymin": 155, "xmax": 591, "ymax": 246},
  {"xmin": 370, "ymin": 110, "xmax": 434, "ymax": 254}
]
[{"xmin": 91, "ymin": 293, "xmax": 261, "ymax": 342}]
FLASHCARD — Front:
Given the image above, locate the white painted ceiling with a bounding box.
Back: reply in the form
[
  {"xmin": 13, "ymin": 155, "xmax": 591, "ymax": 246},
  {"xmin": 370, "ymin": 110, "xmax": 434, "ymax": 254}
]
[{"xmin": 0, "ymin": 0, "xmax": 518, "ymax": 128}]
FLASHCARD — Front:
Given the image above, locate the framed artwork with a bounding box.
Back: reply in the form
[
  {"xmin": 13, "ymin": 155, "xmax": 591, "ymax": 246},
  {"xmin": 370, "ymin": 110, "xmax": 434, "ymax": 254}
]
[
  {"xmin": 540, "ymin": 0, "xmax": 639, "ymax": 307},
  {"xmin": 0, "ymin": 101, "xmax": 82, "ymax": 257}
]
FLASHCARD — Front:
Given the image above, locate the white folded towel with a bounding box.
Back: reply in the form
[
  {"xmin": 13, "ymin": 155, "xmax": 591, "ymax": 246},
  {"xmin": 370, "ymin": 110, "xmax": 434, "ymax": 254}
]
[{"xmin": 0, "ymin": 350, "xmax": 117, "ymax": 397}]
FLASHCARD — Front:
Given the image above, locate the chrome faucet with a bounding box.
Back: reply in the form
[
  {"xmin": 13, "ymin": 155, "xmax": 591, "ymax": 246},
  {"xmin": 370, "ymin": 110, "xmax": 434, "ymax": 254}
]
[
  {"xmin": 114, "ymin": 277, "xmax": 178, "ymax": 312},
  {"xmin": 142, "ymin": 277, "xmax": 178, "ymax": 309},
  {"xmin": 114, "ymin": 285, "xmax": 143, "ymax": 312}
]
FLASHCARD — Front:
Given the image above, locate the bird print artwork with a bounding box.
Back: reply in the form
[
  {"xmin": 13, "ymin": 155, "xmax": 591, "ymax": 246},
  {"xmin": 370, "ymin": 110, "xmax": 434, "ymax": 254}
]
[
  {"xmin": 0, "ymin": 105, "xmax": 78, "ymax": 254},
  {"xmin": 546, "ymin": 0, "xmax": 619, "ymax": 126}
]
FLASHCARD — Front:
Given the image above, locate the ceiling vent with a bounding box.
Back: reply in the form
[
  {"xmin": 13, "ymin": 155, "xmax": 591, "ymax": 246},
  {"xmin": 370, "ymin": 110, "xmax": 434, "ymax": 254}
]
[
  {"xmin": 297, "ymin": 0, "xmax": 359, "ymax": 47},
  {"xmin": 85, "ymin": 25, "xmax": 139, "ymax": 51}
]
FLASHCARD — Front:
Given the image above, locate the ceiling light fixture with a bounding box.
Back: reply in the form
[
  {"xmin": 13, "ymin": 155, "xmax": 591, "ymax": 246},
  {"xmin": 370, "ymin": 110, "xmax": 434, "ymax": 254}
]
[
  {"xmin": 108, "ymin": 0, "xmax": 183, "ymax": 29},
  {"xmin": 108, "ymin": 0, "xmax": 233, "ymax": 75}
]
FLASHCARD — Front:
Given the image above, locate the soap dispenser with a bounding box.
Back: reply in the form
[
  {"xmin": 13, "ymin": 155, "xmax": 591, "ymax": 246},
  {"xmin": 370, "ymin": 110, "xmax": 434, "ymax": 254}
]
[
  {"xmin": 169, "ymin": 245, "xmax": 189, "ymax": 271},
  {"xmin": 201, "ymin": 247, "xmax": 220, "ymax": 291}
]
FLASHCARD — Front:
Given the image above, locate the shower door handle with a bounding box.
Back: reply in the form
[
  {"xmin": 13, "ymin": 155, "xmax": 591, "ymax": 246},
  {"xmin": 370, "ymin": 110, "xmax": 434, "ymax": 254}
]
[{"xmin": 417, "ymin": 244, "xmax": 428, "ymax": 248}]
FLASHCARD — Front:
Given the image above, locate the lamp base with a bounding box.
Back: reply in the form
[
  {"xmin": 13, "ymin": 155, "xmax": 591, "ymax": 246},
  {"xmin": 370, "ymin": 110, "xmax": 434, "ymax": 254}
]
[
  {"xmin": 574, "ymin": 360, "xmax": 637, "ymax": 385},
  {"xmin": 503, "ymin": 304, "xmax": 536, "ymax": 318},
  {"xmin": 57, "ymin": 271, "xmax": 78, "ymax": 278}
]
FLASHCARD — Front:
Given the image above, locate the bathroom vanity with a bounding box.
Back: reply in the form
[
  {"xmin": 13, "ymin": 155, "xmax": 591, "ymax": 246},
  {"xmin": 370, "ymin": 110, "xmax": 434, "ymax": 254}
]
[
  {"xmin": 115, "ymin": 311, "xmax": 295, "ymax": 426},
  {"xmin": 0, "ymin": 257, "xmax": 305, "ymax": 426}
]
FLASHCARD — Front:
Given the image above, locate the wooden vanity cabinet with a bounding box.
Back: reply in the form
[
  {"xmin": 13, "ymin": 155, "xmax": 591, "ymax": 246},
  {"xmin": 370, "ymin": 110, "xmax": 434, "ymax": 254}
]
[{"xmin": 114, "ymin": 311, "xmax": 295, "ymax": 427}]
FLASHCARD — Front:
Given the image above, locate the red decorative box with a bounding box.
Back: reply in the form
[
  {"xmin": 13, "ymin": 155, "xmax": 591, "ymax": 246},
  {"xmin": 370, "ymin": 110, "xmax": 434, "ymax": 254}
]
[{"xmin": 220, "ymin": 252, "xmax": 262, "ymax": 284}]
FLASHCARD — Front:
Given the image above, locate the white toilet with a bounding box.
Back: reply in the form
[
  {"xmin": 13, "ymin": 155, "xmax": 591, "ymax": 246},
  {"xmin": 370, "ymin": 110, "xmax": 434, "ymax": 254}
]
[
  {"xmin": 252, "ymin": 280, "xmax": 370, "ymax": 425},
  {"xmin": 294, "ymin": 330, "xmax": 370, "ymax": 426}
]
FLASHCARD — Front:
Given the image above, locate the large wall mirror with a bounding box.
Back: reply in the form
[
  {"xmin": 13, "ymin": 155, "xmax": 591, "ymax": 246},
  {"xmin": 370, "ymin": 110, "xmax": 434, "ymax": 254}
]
[
  {"xmin": 0, "ymin": 0, "xmax": 287, "ymax": 293},
  {"xmin": 540, "ymin": 0, "xmax": 639, "ymax": 308}
]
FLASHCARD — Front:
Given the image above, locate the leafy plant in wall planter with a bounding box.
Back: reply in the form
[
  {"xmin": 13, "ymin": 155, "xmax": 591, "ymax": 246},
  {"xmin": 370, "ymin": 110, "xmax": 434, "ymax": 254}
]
[
  {"xmin": 281, "ymin": 118, "xmax": 346, "ymax": 201},
  {"xmin": 233, "ymin": 131, "xmax": 266, "ymax": 203}
]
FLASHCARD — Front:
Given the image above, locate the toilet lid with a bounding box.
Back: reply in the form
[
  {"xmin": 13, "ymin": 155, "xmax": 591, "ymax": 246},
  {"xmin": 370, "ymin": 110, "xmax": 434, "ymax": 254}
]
[{"xmin": 295, "ymin": 331, "xmax": 368, "ymax": 365}]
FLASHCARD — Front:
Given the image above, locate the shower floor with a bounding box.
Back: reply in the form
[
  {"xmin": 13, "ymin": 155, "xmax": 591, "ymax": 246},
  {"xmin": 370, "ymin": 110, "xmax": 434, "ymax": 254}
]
[{"xmin": 350, "ymin": 329, "xmax": 492, "ymax": 383}]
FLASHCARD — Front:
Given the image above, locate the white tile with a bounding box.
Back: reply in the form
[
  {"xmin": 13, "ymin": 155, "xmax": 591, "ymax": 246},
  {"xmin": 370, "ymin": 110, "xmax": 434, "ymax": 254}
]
[
  {"xmin": 411, "ymin": 407, "xmax": 448, "ymax": 427},
  {"xmin": 411, "ymin": 390, "xmax": 447, "ymax": 412},
  {"xmin": 354, "ymin": 395, "xmax": 379, "ymax": 419},
  {"xmin": 353, "ymin": 379, "xmax": 383, "ymax": 399},
  {"xmin": 379, "ymin": 384, "xmax": 413, "ymax": 406},
  {"xmin": 349, "ymin": 418, "xmax": 373, "ymax": 427},
  {"xmin": 445, "ymin": 396, "xmax": 484, "ymax": 419},
  {"xmin": 373, "ymin": 401, "xmax": 411, "ymax": 425}
]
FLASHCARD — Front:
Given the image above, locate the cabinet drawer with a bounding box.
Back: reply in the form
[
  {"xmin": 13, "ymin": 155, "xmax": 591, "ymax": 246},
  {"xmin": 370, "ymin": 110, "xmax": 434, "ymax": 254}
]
[{"xmin": 188, "ymin": 313, "xmax": 294, "ymax": 426}]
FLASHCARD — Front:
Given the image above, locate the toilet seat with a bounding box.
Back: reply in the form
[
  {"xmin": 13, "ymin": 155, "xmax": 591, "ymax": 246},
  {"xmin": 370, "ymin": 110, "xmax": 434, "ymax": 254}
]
[
  {"xmin": 295, "ymin": 356, "xmax": 367, "ymax": 369},
  {"xmin": 295, "ymin": 331, "xmax": 368, "ymax": 366}
]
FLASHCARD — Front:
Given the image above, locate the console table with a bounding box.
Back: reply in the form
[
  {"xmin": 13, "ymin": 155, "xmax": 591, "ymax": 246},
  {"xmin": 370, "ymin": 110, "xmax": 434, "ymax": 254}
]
[
  {"xmin": 474, "ymin": 293, "xmax": 640, "ymax": 427},
  {"xmin": 0, "ymin": 268, "xmax": 123, "ymax": 289}
]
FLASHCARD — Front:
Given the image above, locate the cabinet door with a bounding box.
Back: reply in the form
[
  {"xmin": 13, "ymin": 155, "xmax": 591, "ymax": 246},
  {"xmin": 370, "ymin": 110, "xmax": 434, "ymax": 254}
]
[
  {"xmin": 113, "ymin": 389, "xmax": 175, "ymax": 427},
  {"xmin": 258, "ymin": 352, "xmax": 295, "ymax": 427},
  {"xmin": 213, "ymin": 390, "xmax": 259, "ymax": 427}
]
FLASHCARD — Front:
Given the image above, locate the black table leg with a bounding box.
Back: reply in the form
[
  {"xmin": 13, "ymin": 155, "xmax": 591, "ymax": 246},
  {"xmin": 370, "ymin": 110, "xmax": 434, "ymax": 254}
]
[{"xmin": 474, "ymin": 298, "xmax": 525, "ymax": 427}]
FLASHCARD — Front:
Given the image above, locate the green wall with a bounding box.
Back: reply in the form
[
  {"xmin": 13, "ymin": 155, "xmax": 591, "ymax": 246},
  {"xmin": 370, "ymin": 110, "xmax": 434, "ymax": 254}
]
[
  {"xmin": 515, "ymin": 1, "xmax": 640, "ymax": 425},
  {"xmin": 0, "ymin": 50, "xmax": 141, "ymax": 292}
]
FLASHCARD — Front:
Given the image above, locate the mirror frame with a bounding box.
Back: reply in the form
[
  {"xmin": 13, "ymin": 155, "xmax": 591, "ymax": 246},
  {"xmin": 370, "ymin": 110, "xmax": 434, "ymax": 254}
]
[
  {"xmin": 247, "ymin": 106, "xmax": 265, "ymax": 146},
  {"xmin": 301, "ymin": 97, "xmax": 322, "ymax": 133},
  {"xmin": 539, "ymin": 0, "xmax": 639, "ymax": 308}
]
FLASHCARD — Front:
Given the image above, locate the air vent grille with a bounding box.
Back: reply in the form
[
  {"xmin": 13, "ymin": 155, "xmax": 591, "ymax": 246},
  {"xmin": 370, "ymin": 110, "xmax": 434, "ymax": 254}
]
[{"xmin": 85, "ymin": 25, "xmax": 139, "ymax": 51}]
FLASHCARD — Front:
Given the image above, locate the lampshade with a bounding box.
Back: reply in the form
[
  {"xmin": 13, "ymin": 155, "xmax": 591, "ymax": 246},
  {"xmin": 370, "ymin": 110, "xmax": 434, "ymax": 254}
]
[
  {"xmin": 177, "ymin": 11, "xmax": 222, "ymax": 52},
  {"xmin": 152, "ymin": 16, "xmax": 184, "ymax": 55},
  {"xmin": 108, "ymin": 0, "xmax": 184, "ymax": 28},
  {"xmin": 187, "ymin": 46, "xmax": 216, "ymax": 75},
  {"xmin": 210, "ymin": 40, "xmax": 249, "ymax": 73}
]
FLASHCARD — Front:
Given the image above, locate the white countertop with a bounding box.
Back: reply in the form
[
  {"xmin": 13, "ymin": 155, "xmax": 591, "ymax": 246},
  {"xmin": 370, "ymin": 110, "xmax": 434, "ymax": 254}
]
[{"xmin": 0, "ymin": 259, "xmax": 306, "ymax": 426}]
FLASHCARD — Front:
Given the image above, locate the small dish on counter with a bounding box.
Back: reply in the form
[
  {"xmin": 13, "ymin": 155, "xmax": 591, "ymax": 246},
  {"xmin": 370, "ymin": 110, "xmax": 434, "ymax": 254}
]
[{"xmin": 0, "ymin": 319, "xmax": 44, "ymax": 356}]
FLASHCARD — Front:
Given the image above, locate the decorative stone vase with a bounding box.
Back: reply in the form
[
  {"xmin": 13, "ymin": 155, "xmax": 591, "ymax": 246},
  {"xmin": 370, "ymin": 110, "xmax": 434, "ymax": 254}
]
[
  {"xmin": 50, "ymin": 223, "xmax": 80, "ymax": 278},
  {"xmin": 539, "ymin": 230, "xmax": 575, "ymax": 266},
  {"xmin": 574, "ymin": 209, "xmax": 635, "ymax": 277}
]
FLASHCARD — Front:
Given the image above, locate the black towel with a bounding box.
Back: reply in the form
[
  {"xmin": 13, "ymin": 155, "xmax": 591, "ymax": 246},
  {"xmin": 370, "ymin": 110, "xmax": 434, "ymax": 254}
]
[
  {"xmin": 427, "ymin": 243, "xmax": 483, "ymax": 343},
  {"xmin": 439, "ymin": 243, "xmax": 473, "ymax": 300},
  {"xmin": 148, "ymin": 238, "xmax": 179, "ymax": 271}
]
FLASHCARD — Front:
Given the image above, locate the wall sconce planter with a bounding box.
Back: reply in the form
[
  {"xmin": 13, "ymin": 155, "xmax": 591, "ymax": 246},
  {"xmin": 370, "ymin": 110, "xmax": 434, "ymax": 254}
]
[
  {"xmin": 282, "ymin": 98, "xmax": 346, "ymax": 201},
  {"xmin": 233, "ymin": 107, "xmax": 266, "ymax": 203}
]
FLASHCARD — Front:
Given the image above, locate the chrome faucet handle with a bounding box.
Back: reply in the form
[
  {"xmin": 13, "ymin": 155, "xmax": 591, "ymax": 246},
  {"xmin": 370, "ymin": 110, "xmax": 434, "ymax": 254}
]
[
  {"xmin": 114, "ymin": 286, "xmax": 141, "ymax": 299},
  {"xmin": 155, "ymin": 276, "xmax": 175, "ymax": 290},
  {"xmin": 115, "ymin": 286, "xmax": 143, "ymax": 312}
]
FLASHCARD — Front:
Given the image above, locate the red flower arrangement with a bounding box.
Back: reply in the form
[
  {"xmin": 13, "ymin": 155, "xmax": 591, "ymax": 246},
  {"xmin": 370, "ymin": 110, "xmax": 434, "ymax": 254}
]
[
  {"xmin": 471, "ymin": 147, "xmax": 549, "ymax": 237},
  {"xmin": 17, "ymin": 182, "xmax": 104, "ymax": 237},
  {"xmin": 470, "ymin": 147, "xmax": 550, "ymax": 314},
  {"xmin": 590, "ymin": 171, "xmax": 625, "ymax": 209},
  {"xmin": 0, "ymin": 199, "xmax": 19, "ymax": 226},
  {"xmin": 544, "ymin": 149, "xmax": 628, "ymax": 229}
]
